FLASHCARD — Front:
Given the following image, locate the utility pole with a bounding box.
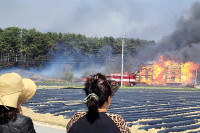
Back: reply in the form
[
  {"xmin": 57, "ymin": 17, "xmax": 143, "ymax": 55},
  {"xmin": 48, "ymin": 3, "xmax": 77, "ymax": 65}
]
[
  {"xmin": 15, "ymin": 55, "xmax": 17, "ymax": 62},
  {"xmin": 121, "ymin": 37, "xmax": 124, "ymax": 87},
  {"xmin": 195, "ymin": 64, "xmax": 199, "ymax": 85}
]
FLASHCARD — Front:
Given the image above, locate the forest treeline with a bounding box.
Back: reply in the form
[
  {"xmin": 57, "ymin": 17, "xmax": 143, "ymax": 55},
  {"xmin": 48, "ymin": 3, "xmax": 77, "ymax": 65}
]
[{"xmin": 0, "ymin": 26, "xmax": 155, "ymax": 69}]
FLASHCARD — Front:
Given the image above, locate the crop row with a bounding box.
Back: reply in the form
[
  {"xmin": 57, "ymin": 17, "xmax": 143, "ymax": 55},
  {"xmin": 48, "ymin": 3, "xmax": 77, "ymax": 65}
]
[{"xmin": 23, "ymin": 89, "xmax": 200, "ymax": 132}]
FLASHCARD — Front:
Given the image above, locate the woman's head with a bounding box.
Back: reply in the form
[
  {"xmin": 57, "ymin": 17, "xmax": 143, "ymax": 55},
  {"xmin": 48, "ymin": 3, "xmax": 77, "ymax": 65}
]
[
  {"xmin": 0, "ymin": 73, "xmax": 37, "ymax": 109},
  {"xmin": 0, "ymin": 73, "xmax": 37, "ymax": 123},
  {"xmin": 83, "ymin": 73, "xmax": 118, "ymax": 122},
  {"xmin": 0, "ymin": 73, "xmax": 24, "ymax": 108}
]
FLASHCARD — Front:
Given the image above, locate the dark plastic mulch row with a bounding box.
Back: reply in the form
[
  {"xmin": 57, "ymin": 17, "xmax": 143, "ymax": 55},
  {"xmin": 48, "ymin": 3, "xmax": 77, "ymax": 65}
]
[
  {"xmin": 139, "ymin": 116, "xmax": 200, "ymax": 125},
  {"xmin": 118, "ymin": 104, "xmax": 199, "ymax": 116},
  {"xmin": 120, "ymin": 107, "xmax": 200, "ymax": 122},
  {"xmin": 139, "ymin": 119, "xmax": 198, "ymax": 130},
  {"xmin": 109, "ymin": 102, "xmax": 200, "ymax": 114},
  {"xmin": 187, "ymin": 131, "xmax": 200, "ymax": 133},
  {"xmin": 54, "ymin": 111, "xmax": 81, "ymax": 118},
  {"xmin": 162, "ymin": 112, "xmax": 200, "ymax": 119},
  {"xmin": 157, "ymin": 124, "xmax": 200, "ymax": 133},
  {"xmin": 48, "ymin": 106, "xmax": 79, "ymax": 114}
]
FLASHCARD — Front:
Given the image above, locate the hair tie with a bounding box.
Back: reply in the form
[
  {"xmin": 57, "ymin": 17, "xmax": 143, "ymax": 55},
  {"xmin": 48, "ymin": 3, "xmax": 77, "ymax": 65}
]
[
  {"xmin": 94, "ymin": 75, "xmax": 98, "ymax": 80},
  {"xmin": 85, "ymin": 93, "xmax": 99, "ymax": 101}
]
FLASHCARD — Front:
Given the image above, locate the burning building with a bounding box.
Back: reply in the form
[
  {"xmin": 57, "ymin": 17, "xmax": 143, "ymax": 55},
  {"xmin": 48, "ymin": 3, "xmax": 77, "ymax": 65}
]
[{"xmin": 136, "ymin": 56, "xmax": 199, "ymax": 86}]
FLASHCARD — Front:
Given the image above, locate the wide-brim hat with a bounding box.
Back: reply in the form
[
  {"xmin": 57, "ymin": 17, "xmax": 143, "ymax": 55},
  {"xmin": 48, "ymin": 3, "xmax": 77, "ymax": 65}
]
[
  {"xmin": 18, "ymin": 78, "xmax": 36, "ymax": 103},
  {"xmin": 0, "ymin": 73, "xmax": 36, "ymax": 108}
]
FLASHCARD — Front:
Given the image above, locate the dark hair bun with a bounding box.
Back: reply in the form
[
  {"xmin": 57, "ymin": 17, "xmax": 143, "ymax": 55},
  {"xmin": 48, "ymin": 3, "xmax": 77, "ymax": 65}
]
[{"xmin": 83, "ymin": 73, "xmax": 119, "ymax": 123}]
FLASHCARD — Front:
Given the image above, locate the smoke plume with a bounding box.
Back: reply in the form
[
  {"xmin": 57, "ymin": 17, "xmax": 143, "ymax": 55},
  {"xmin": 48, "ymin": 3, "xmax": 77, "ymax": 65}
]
[
  {"xmin": 126, "ymin": 2, "xmax": 200, "ymax": 72},
  {"xmin": 157, "ymin": 2, "xmax": 200, "ymax": 62},
  {"xmin": 51, "ymin": 1, "xmax": 200, "ymax": 78}
]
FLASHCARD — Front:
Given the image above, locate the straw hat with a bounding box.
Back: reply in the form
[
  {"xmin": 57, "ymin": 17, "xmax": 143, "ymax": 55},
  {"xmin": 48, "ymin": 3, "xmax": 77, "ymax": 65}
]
[
  {"xmin": 0, "ymin": 73, "xmax": 36, "ymax": 108},
  {"xmin": 18, "ymin": 78, "xmax": 36, "ymax": 103}
]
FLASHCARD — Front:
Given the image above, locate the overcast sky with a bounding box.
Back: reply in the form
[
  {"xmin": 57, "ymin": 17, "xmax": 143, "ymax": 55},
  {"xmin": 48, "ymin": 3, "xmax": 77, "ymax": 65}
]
[{"xmin": 0, "ymin": 0, "xmax": 198, "ymax": 42}]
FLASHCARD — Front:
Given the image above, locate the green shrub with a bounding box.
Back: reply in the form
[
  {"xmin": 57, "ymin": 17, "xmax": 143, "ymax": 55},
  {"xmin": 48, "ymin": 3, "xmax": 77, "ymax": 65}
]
[{"xmin": 64, "ymin": 70, "xmax": 74, "ymax": 81}]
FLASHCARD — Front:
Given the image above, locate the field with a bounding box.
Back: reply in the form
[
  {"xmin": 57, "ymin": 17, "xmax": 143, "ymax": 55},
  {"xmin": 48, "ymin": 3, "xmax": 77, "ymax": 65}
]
[{"xmin": 22, "ymin": 87, "xmax": 200, "ymax": 133}]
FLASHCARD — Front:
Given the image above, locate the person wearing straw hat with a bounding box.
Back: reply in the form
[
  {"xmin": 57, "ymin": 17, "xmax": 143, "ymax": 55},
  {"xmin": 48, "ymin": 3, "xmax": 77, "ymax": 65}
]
[{"xmin": 0, "ymin": 73, "xmax": 36, "ymax": 133}]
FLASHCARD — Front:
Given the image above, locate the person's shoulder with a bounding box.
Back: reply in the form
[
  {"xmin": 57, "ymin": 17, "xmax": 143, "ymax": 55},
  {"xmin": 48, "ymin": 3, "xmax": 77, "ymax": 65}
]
[
  {"xmin": 17, "ymin": 114, "xmax": 32, "ymax": 121},
  {"xmin": 73, "ymin": 112, "xmax": 86, "ymax": 117},
  {"xmin": 106, "ymin": 113, "xmax": 131, "ymax": 133},
  {"xmin": 106, "ymin": 113, "xmax": 124, "ymax": 120},
  {"xmin": 13, "ymin": 114, "xmax": 36, "ymax": 133},
  {"xmin": 70, "ymin": 112, "xmax": 86, "ymax": 123},
  {"xmin": 8, "ymin": 114, "xmax": 33, "ymax": 129},
  {"xmin": 16, "ymin": 114, "xmax": 33, "ymax": 126},
  {"xmin": 66, "ymin": 112, "xmax": 86, "ymax": 131}
]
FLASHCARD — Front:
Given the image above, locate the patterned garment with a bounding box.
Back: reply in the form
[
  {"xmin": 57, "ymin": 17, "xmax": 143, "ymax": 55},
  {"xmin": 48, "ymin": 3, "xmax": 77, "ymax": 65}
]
[{"xmin": 66, "ymin": 112, "xmax": 131, "ymax": 133}]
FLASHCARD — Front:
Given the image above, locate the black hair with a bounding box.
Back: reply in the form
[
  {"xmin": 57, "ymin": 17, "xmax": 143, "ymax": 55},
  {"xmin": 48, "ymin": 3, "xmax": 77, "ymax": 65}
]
[
  {"xmin": 0, "ymin": 105, "xmax": 18, "ymax": 124},
  {"xmin": 83, "ymin": 73, "xmax": 118, "ymax": 123}
]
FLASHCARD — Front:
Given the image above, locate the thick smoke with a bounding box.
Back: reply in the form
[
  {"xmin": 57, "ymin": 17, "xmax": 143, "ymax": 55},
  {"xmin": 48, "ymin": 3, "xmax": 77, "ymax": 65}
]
[
  {"xmin": 45, "ymin": 1, "xmax": 200, "ymax": 79},
  {"xmin": 157, "ymin": 2, "xmax": 200, "ymax": 62},
  {"xmin": 73, "ymin": 45, "xmax": 122, "ymax": 77},
  {"xmin": 126, "ymin": 2, "xmax": 200, "ymax": 73},
  {"xmin": 122, "ymin": 2, "xmax": 200, "ymax": 84}
]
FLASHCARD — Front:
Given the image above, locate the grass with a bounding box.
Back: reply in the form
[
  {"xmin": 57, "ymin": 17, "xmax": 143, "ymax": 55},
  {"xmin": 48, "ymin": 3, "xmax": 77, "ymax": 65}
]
[
  {"xmin": 37, "ymin": 85, "xmax": 84, "ymax": 89},
  {"xmin": 62, "ymin": 85, "xmax": 84, "ymax": 89},
  {"xmin": 120, "ymin": 86, "xmax": 198, "ymax": 90},
  {"xmin": 57, "ymin": 124, "xmax": 66, "ymax": 128},
  {"xmin": 35, "ymin": 80, "xmax": 199, "ymax": 90},
  {"xmin": 37, "ymin": 84, "xmax": 199, "ymax": 90}
]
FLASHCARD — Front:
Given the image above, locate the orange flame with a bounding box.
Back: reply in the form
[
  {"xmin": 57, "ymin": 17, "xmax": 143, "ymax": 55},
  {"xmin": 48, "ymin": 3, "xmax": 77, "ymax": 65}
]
[{"xmin": 136, "ymin": 55, "xmax": 198, "ymax": 86}]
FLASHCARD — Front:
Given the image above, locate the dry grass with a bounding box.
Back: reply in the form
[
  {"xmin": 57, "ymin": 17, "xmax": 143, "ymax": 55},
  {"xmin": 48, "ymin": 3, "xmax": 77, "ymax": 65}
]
[{"xmin": 22, "ymin": 106, "xmax": 70, "ymax": 127}]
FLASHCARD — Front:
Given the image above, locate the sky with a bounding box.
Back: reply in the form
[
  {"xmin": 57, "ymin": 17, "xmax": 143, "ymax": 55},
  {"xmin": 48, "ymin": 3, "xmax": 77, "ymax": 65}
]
[{"xmin": 0, "ymin": 0, "xmax": 199, "ymax": 42}]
